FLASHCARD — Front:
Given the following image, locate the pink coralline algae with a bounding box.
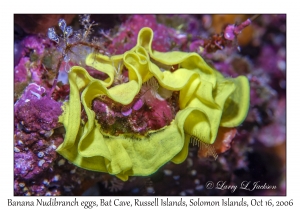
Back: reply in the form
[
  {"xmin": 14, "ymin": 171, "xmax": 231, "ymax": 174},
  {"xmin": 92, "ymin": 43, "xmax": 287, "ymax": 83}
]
[
  {"xmin": 14, "ymin": 35, "xmax": 55, "ymax": 86},
  {"xmin": 14, "ymin": 141, "xmax": 102, "ymax": 195},
  {"xmin": 23, "ymin": 35, "xmax": 51, "ymax": 56},
  {"xmin": 14, "ymin": 83, "xmax": 65, "ymax": 195},
  {"xmin": 105, "ymin": 14, "xmax": 192, "ymax": 54},
  {"xmin": 14, "ymin": 128, "xmax": 65, "ymax": 194},
  {"xmin": 14, "ymin": 57, "xmax": 30, "ymax": 83},
  {"xmin": 14, "ymin": 83, "xmax": 62, "ymax": 134},
  {"xmin": 14, "ymin": 150, "xmax": 38, "ymax": 180},
  {"xmin": 93, "ymin": 78, "xmax": 179, "ymax": 135},
  {"xmin": 13, "ymin": 94, "xmax": 81, "ymax": 195}
]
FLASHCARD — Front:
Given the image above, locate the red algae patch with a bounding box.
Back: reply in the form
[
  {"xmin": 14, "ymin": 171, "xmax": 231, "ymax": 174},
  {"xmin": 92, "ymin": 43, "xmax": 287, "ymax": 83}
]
[{"xmin": 92, "ymin": 78, "xmax": 180, "ymax": 136}]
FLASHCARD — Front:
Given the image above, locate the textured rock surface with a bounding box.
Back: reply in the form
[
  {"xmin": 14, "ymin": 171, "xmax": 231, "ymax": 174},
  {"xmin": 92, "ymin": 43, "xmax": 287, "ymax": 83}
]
[{"xmin": 14, "ymin": 14, "xmax": 286, "ymax": 196}]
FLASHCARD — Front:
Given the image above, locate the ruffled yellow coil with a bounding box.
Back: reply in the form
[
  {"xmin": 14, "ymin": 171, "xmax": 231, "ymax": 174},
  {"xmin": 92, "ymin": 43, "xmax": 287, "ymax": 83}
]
[{"xmin": 57, "ymin": 27, "xmax": 250, "ymax": 181}]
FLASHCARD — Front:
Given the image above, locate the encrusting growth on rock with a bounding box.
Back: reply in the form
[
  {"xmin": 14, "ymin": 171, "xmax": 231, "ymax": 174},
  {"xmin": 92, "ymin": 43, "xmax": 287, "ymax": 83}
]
[{"xmin": 56, "ymin": 27, "xmax": 249, "ymax": 181}]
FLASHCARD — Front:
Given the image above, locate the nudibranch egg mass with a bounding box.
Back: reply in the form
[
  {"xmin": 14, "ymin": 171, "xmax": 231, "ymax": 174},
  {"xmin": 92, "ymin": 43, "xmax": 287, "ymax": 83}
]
[{"xmin": 56, "ymin": 27, "xmax": 250, "ymax": 181}]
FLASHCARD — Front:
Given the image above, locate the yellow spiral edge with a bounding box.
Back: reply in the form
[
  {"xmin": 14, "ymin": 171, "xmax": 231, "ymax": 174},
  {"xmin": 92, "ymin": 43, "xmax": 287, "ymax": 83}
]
[{"xmin": 56, "ymin": 27, "xmax": 250, "ymax": 181}]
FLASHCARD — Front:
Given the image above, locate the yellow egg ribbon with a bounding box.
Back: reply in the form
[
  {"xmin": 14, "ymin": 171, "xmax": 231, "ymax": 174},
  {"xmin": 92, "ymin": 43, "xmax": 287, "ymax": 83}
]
[{"xmin": 56, "ymin": 27, "xmax": 250, "ymax": 181}]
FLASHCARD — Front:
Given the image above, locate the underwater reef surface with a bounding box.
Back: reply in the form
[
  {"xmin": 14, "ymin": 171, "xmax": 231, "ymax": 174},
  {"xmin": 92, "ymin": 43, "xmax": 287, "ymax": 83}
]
[{"xmin": 14, "ymin": 14, "xmax": 286, "ymax": 196}]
